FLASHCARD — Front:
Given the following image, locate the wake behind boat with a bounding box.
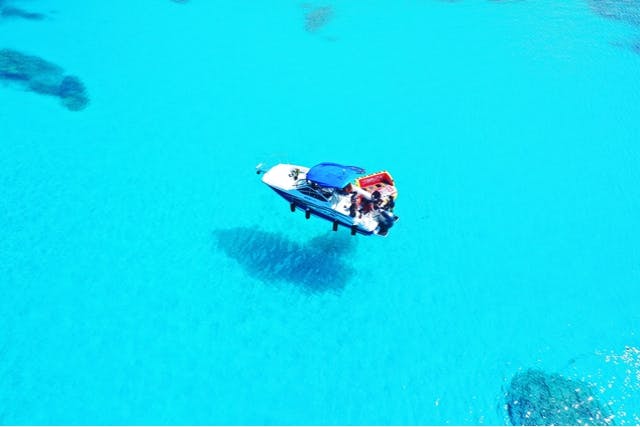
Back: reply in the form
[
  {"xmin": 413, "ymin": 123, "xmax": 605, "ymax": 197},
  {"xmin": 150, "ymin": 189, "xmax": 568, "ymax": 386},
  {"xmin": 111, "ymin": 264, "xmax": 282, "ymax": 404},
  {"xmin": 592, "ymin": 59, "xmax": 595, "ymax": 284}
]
[{"xmin": 257, "ymin": 162, "xmax": 399, "ymax": 236}]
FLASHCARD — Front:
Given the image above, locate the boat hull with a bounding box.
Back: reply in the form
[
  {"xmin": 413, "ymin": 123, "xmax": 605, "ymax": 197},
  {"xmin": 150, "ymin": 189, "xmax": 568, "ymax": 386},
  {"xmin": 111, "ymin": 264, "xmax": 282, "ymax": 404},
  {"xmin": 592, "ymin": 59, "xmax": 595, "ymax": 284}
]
[
  {"xmin": 269, "ymin": 187, "xmax": 375, "ymax": 236},
  {"xmin": 260, "ymin": 163, "xmax": 397, "ymax": 236}
]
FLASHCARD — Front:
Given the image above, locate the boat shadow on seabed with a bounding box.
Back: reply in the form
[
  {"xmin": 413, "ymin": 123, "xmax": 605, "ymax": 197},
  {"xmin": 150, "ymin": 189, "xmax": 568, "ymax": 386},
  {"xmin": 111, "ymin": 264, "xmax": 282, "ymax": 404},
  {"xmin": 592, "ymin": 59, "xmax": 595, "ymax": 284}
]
[{"xmin": 212, "ymin": 227, "xmax": 357, "ymax": 294}]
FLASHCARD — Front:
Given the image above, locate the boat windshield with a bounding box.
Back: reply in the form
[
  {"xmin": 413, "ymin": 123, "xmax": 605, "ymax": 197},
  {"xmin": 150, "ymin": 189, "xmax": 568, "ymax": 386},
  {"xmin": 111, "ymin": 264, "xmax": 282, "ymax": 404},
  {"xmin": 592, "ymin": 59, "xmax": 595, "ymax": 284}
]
[{"xmin": 298, "ymin": 182, "xmax": 332, "ymax": 201}]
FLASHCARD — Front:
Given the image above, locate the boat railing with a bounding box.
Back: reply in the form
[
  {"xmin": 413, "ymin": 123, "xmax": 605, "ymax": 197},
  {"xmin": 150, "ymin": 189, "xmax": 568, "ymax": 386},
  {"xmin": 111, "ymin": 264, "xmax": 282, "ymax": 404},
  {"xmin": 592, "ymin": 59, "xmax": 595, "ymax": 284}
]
[{"xmin": 294, "ymin": 179, "xmax": 309, "ymax": 188}]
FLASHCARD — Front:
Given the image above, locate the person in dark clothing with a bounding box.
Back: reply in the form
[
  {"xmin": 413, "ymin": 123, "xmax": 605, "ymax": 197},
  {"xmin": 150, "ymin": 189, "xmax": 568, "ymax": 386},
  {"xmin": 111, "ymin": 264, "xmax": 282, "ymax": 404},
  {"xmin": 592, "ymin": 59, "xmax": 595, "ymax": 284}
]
[
  {"xmin": 349, "ymin": 201, "xmax": 357, "ymax": 217},
  {"xmin": 385, "ymin": 195, "xmax": 395, "ymax": 212},
  {"xmin": 371, "ymin": 190, "xmax": 382, "ymax": 209},
  {"xmin": 348, "ymin": 193, "xmax": 358, "ymax": 217},
  {"xmin": 359, "ymin": 198, "xmax": 373, "ymax": 217}
]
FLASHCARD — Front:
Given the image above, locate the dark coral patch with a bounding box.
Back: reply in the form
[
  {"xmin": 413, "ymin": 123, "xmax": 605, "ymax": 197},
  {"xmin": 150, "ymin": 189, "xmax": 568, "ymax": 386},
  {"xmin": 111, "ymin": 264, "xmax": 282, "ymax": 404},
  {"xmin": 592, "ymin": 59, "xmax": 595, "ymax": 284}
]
[
  {"xmin": 1, "ymin": 6, "xmax": 45, "ymax": 20},
  {"xmin": 587, "ymin": 0, "xmax": 640, "ymax": 27},
  {"xmin": 58, "ymin": 75, "xmax": 89, "ymax": 111},
  {"xmin": 587, "ymin": 1, "xmax": 640, "ymax": 54},
  {"xmin": 302, "ymin": 4, "xmax": 333, "ymax": 33},
  {"xmin": 0, "ymin": 48, "xmax": 62, "ymax": 82},
  {"xmin": 0, "ymin": 0, "xmax": 46, "ymax": 21},
  {"xmin": 505, "ymin": 369, "xmax": 613, "ymax": 426},
  {"xmin": 0, "ymin": 49, "xmax": 89, "ymax": 111},
  {"xmin": 212, "ymin": 227, "xmax": 355, "ymax": 293}
]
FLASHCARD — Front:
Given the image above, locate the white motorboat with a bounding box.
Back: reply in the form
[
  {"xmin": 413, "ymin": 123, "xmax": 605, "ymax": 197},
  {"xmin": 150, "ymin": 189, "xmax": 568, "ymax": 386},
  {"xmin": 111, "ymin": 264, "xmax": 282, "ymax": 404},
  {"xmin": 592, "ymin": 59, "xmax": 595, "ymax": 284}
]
[{"xmin": 257, "ymin": 162, "xmax": 399, "ymax": 236}]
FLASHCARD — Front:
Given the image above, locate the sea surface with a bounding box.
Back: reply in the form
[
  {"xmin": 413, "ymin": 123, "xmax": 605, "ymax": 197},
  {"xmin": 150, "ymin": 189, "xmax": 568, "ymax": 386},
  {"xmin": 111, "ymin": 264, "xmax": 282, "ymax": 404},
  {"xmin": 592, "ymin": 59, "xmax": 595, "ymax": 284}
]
[{"xmin": 1, "ymin": 0, "xmax": 639, "ymax": 424}]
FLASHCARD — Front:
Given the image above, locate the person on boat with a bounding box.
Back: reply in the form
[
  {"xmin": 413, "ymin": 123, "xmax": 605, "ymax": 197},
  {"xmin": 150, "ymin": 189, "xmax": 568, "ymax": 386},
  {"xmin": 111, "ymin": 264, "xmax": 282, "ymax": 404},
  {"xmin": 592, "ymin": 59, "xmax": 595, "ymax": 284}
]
[
  {"xmin": 359, "ymin": 197, "xmax": 373, "ymax": 217},
  {"xmin": 349, "ymin": 201, "xmax": 357, "ymax": 217},
  {"xmin": 341, "ymin": 183, "xmax": 353, "ymax": 194},
  {"xmin": 371, "ymin": 190, "xmax": 382, "ymax": 209},
  {"xmin": 385, "ymin": 195, "xmax": 395, "ymax": 212},
  {"xmin": 348, "ymin": 193, "xmax": 358, "ymax": 217}
]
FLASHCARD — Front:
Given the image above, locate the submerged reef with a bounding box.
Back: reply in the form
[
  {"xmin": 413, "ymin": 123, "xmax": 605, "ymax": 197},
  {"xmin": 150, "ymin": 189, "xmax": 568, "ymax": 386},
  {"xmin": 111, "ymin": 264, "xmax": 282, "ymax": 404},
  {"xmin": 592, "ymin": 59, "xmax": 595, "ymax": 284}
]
[
  {"xmin": 302, "ymin": 4, "xmax": 333, "ymax": 32},
  {"xmin": 58, "ymin": 75, "xmax": 89, "ymax": 111},
  {"xmin": 587, "ymin": 0, "xmax": 640, "ymax": 54},
  {"xmin": 442, "ymin": 0, "xmax": 640, "ymax": 54},
  {"xmin": 212, "ymin": 227, "xmax": 355, "ymax": 293},
  {"xmin": 0, "ymin": 0, "xmax": 45, "ymax": 21},
  {"xmin": 587, "ymin": 0, "xmax": 640, "ymax": 27},
  {"xmin": 505, "ymin": 369, "xmax": 613, "ymax": 426},
  {"xmin": 0, "ymin": 49, "xmax": 89, "ymax": 111}
]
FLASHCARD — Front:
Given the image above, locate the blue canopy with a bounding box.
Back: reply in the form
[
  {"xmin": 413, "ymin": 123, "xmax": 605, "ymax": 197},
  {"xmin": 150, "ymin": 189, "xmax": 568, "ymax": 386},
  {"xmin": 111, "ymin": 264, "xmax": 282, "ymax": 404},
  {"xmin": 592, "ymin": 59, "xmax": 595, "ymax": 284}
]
[{"xmin": 306, "ymin": 162, "xmax": 366, "ymax": 188}]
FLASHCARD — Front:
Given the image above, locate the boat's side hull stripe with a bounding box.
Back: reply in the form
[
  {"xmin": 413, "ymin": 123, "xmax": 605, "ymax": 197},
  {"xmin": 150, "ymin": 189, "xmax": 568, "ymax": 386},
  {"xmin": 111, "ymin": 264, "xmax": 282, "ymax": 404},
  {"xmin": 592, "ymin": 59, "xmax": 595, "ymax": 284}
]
[{"xmin": 270, "ymin": 187, "xmax": 375, "ymax": 235}]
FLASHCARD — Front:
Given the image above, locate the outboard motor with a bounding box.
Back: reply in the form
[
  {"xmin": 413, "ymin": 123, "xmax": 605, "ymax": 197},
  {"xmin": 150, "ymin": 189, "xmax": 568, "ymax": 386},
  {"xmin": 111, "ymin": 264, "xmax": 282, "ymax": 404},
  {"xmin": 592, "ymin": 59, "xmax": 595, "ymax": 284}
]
[{"xmin": 379, "ymin": 209, "xmax": 396, "ymax": 228}]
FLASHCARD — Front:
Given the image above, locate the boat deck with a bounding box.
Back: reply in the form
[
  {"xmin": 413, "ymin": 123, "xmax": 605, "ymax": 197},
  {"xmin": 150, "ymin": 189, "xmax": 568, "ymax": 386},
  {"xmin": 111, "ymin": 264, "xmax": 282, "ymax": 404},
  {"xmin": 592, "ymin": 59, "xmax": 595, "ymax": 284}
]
[{"xmin": 331, "ymin": 193, "xmax": 383, "ymax": 232}]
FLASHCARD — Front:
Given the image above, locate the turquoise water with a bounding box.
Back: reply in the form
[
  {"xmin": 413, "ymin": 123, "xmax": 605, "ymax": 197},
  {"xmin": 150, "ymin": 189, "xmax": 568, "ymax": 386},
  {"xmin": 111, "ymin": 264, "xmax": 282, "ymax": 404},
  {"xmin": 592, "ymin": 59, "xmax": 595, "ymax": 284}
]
[{"xmin": 1, "ymin": 0, "xmax": 640, "ymax": 424}]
